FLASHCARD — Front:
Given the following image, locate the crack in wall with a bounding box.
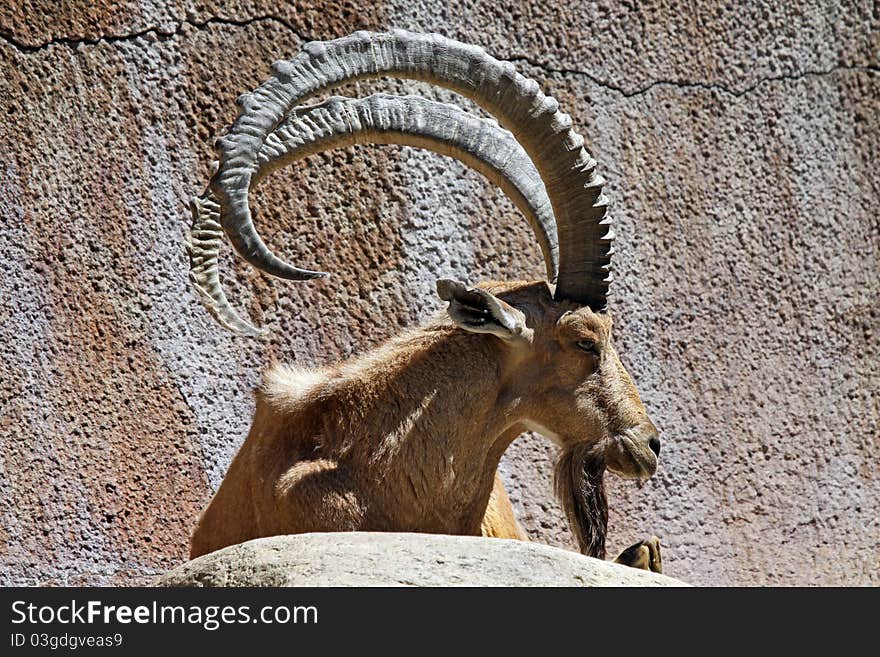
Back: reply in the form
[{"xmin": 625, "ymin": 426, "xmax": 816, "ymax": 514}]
[
  {"xmin": 0, "ymin": 13, "xmax": 308, "ymax": 52},
  {"xmin": 1, "ymin": 14, "xmax": 877, "ymax": 100},
  {"xmin": 508, "ymin": 54, "xmax": 880, "ymax": 98}
]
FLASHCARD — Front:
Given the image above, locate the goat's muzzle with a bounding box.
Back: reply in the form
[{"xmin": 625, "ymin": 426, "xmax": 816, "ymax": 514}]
[{"xmin": 605, "ymin": 423, "xmax": 661, "ymax": 480}]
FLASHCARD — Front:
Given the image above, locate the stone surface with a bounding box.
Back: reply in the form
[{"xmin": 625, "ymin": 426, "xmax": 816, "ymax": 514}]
[
  {"xmin": 155, "ymin": 533, "xmax": 686, "ymax": 587},
  {"xmin": 0, "ymin": 2, "xmax": 877, "ymax": 586}
]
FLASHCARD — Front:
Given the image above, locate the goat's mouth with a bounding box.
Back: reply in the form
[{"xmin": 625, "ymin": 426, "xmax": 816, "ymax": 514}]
[{"xmin": 605, "ymin": 429, "xmax": 658, "ymax": 480}]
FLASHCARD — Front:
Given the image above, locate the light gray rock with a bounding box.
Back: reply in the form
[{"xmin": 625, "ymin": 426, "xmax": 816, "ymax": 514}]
[{"xmin": 154, "ymin": 533, "xmax": 688, "ymax": 587}]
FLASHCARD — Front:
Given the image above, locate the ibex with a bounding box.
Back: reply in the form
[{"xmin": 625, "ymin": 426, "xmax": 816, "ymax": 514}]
[{"xmin": 186, "ymin": 31, "xmax": 662, "ymax": 570}]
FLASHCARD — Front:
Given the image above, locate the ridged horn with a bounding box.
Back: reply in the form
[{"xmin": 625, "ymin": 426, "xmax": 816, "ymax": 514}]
[
  {"xmin": 189, "ymin": 94, "xmax": 559, "ymax": 335},
  {"xmin": 187, "ymin": 193, "xmax": 264, "ymax": 336},
  {"xmin": 211, "ymin": 29, "xmax": 612, "ymax": 311}
]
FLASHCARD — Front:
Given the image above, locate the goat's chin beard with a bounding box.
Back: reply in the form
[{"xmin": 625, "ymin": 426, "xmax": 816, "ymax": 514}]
[{"xmin": 554, "ymin": 443, "xmax": 608, "ymax": 559}]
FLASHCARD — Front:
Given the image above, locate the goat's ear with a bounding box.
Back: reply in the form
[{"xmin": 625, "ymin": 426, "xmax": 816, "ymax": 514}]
[{"xmin": 436, "ymin": 279, "xmax": 532, "ymax": 343}]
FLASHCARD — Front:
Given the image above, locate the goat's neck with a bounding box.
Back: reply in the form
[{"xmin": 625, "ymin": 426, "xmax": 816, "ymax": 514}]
[{"xmin": 333, "ymin": 324, "xmax": 525, "ymax": 532}]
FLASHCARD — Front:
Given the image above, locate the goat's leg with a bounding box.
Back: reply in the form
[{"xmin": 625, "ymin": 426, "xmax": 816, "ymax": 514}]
[
  {"xmin": 613, "ymin": 536, "xmax": 662, "ymax": 573},
  {"xmin": 480, "ymin": 470, "xmax": 528, "ymax": 540}
]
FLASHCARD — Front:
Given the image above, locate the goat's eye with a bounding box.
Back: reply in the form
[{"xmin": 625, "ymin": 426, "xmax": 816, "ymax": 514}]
[{"xmin": 577, "ymin": 339, "xmax": 598, "ymax": 355}]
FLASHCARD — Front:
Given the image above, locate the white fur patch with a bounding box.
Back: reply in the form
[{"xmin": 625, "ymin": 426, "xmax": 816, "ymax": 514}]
[{"xmin": 262, "ymin": 364, "xmax": 327, "ymax": 408}]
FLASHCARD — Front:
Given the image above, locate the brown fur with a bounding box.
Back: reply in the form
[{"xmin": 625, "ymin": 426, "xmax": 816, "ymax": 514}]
[{"xmin": 191, "ymin": 280, "xmax": 659, "ymax": 559}]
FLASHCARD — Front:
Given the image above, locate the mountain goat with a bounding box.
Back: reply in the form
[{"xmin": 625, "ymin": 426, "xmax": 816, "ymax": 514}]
[{"xmin": 186, "ymin": 30, "xmax": 662, "ymax": 568}]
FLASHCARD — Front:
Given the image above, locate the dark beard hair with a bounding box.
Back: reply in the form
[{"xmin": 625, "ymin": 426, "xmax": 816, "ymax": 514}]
[{"xmin": 554, "ymin": 443, "xmax": 608, "ymax": 559}]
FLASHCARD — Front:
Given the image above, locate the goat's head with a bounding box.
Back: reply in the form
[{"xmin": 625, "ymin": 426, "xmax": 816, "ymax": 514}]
[
  {"xmin": 187, "ymin": 30, "xmax": 660, "ymax": 557},
  {"xmin": 437, "ymin": 278, "xmax": 659, "ymax": 481}
]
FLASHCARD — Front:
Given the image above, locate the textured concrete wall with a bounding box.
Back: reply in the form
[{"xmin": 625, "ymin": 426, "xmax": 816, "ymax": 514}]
[{"xmin": 1, "ymin": 1, "xmax": 877, "ymax": 585}]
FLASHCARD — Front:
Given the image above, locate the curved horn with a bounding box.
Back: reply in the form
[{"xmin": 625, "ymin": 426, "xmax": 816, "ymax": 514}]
[
  {"xmin": 189, "ymin": 94, "xmax": 559, "ymax": 335},
  {"xmin": 187, "ymin": 193, "xmax": 265, "ymax": 336},
  {"xmin": 212, "ymin": 29, "xmax": 612, "ymax": 310}
]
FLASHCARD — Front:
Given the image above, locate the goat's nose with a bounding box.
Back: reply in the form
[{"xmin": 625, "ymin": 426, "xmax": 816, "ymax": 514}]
[{"xmin": 648, "ymin": 436, "xmax": 661, "ymax": 457}]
